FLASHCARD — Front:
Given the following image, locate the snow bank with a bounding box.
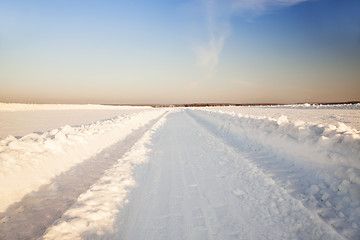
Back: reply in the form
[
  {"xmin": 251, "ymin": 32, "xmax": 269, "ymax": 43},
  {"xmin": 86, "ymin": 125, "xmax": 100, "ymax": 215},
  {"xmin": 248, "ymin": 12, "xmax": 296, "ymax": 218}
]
[
  {"xmin": 206, "ymin": 106, "xmax": 360, "ymax": 131},
  {"xmin": 192, "ymin": 109, "xmax": 360, "ymax": 169},
  {"xmin": 249, "ymin": 103, "xmax": 360, "ymax": 110},
  {"xmin": 0, "ymin": 107, "xmax": 154, "ymax": 139},
  {"xmin": 190, "ymin": 109, "xmax": 360, "ymax": 238},
  {"xmin": 43, "ymin": 112, "xmax": 168, "ymax": 239},
  {"xmin": 0, "ymin": 109, "xmax": 166, "ymax": 212},
  {"xmin": 0, "ymin": 103, "xmax": 151, "ymax": 112}
]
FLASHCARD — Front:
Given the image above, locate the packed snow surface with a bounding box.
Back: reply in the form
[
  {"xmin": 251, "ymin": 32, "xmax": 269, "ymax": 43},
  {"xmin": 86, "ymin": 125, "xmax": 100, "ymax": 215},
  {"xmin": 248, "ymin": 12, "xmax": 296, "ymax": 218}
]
[{"xmin": 0, "ymin": 103, "xmax": 359, "ymax": 239}]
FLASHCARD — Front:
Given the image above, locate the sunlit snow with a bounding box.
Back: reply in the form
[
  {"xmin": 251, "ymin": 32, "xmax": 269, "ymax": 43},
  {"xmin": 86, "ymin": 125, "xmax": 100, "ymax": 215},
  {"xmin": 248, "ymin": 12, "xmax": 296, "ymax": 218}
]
[{"xmin": 0, "ymin": 103, "xmax": 359, "ymax": 240}]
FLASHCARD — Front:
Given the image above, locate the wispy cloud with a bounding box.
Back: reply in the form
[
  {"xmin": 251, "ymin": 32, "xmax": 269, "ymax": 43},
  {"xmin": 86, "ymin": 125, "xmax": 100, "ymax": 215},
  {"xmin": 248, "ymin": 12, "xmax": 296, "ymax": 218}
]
[
  {"xmin": 231, "ymin": 0, "xmax": 308, "ymax": 17},
  {"xmin": 195, "ymin": 0, "xmax": 230, "ymax": 75},
  {"xmin": 196, "ymin": 0, "xmax": 308, "ymax": 75}
]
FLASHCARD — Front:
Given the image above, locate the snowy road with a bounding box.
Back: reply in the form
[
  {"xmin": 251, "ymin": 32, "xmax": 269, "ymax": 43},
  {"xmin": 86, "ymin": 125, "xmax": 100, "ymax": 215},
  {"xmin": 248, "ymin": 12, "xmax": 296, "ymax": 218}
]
[
  {"xmin": 112, "ymin": 110, "xmax": 344, "ymax": 240},
  {"xmin": 1, "ymin": 107, "xmax": 359, "ymax": 239}
]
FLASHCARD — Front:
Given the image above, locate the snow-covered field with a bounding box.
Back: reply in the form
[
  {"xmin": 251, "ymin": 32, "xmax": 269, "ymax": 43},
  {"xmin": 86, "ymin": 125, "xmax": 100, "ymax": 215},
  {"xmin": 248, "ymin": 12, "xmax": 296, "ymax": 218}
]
[
  {"xmin": 0, "ymin": 103, "xmax": 152, "ymax": 138},
  {"xmin": 0, "ymin": 103, "xmax": 359, "ymax": 239}
]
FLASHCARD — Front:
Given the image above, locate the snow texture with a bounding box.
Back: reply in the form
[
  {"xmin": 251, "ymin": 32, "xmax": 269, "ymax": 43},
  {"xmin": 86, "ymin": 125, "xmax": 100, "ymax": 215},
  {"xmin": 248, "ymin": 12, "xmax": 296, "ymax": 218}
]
[
  {"xmin": 0, "ymin": 108, "xmax": 166, "ymax": 213},
  {"xmin": 189, "ymin": 108, "xmax": 360, "ymax": 239},
  {"xmin": 0, "ymin": 103, "xmax": 148, "ymax": 111},
  {"xmin": 0, "ymin": 103, "xmax": 359, "ymax": 240},
  {"xmin": 43, "ymin": 112, "xmax": 169, "ymax": 239},
  {"xmin": 0, "ymin": 103, "xmax": 151, "ymax": 138}
]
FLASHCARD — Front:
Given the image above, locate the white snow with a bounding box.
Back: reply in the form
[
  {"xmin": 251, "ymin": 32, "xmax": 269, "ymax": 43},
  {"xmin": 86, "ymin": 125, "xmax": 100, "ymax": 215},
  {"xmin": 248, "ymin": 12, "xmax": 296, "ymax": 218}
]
[
  {"xmin": 204, "ymin": 105, "xmax": 360, "ymax": 131},
  {"xmin": 0, "ymin": 103, "xmax": 359, "ymax": 239},
  {"xmin": 0, "ymin": 105, "xmax": 166, "ymax": 213},
  {"xmin": 110, "ymin": 110, "xmax": 345, "ymax": 240},
  {"xmin": 0, "ymin": 103, "xmax": 151, "ymax": 139},
  {"xmin": 0, "ymin": 103, "xmax": 143, "ymax": 111},
  {"xmin": 188, "ymin": 107, "xmax": 360, "ymax": 239},
  {"xmin": 192, "ymin": 107, "xmax": 360, "ymax": 168},
  {"xmin": 43, "ymin": 112, "xmax": 169, "ymax": 240}
]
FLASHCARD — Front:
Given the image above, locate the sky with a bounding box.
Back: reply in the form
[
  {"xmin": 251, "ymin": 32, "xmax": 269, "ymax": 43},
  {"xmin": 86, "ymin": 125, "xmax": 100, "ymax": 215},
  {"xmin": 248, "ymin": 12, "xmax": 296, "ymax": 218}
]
[{"xmin": 0, "ymin": 0, "xmax": 359, "ymax": 104}]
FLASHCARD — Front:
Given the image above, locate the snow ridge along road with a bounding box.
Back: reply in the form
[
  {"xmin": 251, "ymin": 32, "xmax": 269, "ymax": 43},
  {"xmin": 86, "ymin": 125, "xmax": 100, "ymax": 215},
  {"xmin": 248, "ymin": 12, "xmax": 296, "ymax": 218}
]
[
  {"xmin": 0, "ymin": 107, "xmax": 359, "ymax": 239},
  {"xmin": 42, "ymin": 111, "xmax": 170, "ymax": 239},
  {"xmin": 0, "ymin": 109, "xmax": 167, "ymax": 213},
  {"xmin": 99, "ymin": 109, "xmax": 346, "ymax": 240},
  {"xmin": 188, "ymin": 109, "xmax": 360, "ymax": 239},
  {"xmin": 0, "ymin": 109, "xmax": 167, "ymax": 238}
]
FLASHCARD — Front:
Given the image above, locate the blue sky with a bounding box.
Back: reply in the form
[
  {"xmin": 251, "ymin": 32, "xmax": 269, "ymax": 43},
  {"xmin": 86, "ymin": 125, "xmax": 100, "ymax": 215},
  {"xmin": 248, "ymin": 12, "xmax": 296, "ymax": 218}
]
[{"xmin": 0, "ymin": 0, "xmax": 359, "ymax": 104}]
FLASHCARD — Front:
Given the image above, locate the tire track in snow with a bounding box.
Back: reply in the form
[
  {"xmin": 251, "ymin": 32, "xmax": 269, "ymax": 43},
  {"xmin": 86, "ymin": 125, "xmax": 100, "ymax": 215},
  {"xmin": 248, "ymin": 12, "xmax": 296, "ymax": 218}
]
[
  {"xmin": 110, "ymin": 110, "xmax": 345, "ymax": 240},
  {"xmin": 188, "ymin": 109, "xmax": 360, "ymax": 239},
  {"xmin": 185, "ymin": 110, "xmax": 347, "ymax": 239},
  {"xmin": 0, "ymin": 112, "xmax": 168, "ymax": 240}
]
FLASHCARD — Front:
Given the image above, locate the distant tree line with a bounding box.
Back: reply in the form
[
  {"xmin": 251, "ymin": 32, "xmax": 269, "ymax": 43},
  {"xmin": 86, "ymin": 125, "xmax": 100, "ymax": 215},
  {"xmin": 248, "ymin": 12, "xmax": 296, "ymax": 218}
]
[{"xmin": 151, "ymin": 101, "xmax": 360, "ymax": 108}]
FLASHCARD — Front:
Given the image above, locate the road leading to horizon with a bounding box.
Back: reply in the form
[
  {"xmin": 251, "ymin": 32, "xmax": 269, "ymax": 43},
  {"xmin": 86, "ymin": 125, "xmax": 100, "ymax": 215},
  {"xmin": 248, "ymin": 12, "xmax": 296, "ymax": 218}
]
[
  {"xmin": 110, "ymin": 110, "xmax": 343, "ymax": 240},
  {"xmin": 0, "ymin": 109, "xmax": 354, "ymax": 240}
]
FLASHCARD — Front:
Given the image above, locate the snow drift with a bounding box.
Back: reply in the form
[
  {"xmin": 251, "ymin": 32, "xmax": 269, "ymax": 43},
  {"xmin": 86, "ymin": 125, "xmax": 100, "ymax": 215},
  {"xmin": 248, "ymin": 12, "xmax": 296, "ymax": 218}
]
[
  {"xmin": 0, "ymin": 103, "xmax": 150, "ymax": 112},
  {"xmin": 0, "ymin": 109, "xmax": 166, "ymax": 213},
  {"xmin": 265, "ymin": 103, "xmax": 360, "ymax": 110},
  {"xmin": 42, "ymin": 111, "xmax": 169, "ymax": 240},
  {"xmin": 191, "ymin": 108, "xmax": 360, "ymax": 169},
  {"xmin": 189, "ymin": 108, "xmax": 360, "ymax": 238}
]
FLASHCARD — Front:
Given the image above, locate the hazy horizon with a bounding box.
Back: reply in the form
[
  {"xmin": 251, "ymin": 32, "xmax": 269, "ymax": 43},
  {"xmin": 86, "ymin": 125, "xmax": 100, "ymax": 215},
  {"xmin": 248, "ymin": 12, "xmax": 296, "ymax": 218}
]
[{"xmin": 1, "ymin": 0, "xmax": 359, "ymax": 104}]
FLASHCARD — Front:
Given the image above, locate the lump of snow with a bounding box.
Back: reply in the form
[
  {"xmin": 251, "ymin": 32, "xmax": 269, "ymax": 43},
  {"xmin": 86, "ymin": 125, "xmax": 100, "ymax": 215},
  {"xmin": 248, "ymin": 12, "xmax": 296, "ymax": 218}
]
[{"xmin": 277, "ymin": 115, "xmax": 289, "ymax": 125}]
